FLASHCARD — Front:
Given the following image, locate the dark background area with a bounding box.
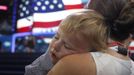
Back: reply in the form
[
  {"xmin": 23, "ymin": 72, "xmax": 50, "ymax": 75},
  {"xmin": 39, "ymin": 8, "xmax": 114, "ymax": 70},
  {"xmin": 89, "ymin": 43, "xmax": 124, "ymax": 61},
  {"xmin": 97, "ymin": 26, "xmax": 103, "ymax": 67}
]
[{"xmin": 0, "ymin": 0, "xmax": 15, "ymax": 35}]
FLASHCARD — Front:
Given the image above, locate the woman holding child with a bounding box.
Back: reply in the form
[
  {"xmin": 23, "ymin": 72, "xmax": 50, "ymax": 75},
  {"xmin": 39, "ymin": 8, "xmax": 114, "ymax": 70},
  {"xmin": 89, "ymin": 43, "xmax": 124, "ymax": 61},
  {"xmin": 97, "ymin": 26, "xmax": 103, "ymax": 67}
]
[
  {"xmin": 47, "ymin": 1, "xmax": 134, "ymax": 75},
  {"xmin": 25, "ymin": 0, "xmax": 134, "ymax": 75}
]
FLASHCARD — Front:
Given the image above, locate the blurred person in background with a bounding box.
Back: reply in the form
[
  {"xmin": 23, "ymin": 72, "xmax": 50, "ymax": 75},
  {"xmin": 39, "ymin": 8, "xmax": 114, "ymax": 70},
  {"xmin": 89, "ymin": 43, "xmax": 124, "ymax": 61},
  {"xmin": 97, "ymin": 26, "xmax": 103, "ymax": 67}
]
[
  {"xmin": 25, "ymin": 0, "xmax": 134, "ymax": 75},
  {"xmin": 23, "ymin": 36, "xmax": 36, "ymax": 53},
  {"xmin": 0, "ymin": 0, "xmax": 13, "ymax": 34}
]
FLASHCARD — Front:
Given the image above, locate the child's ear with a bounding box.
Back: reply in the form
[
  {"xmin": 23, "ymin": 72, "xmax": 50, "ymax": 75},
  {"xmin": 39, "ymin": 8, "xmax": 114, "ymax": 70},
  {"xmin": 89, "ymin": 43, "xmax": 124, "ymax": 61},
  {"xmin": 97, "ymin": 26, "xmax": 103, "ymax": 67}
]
[{"xmin": 123, "ymin": 34, "xmax": 133, "ymax": 48}]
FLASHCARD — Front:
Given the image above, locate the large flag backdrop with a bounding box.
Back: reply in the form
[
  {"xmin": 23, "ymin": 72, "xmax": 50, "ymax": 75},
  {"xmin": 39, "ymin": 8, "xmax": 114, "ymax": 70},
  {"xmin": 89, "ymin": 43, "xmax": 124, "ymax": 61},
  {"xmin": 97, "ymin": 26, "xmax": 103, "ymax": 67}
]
[
  {"xmin": 17, "ymin": 0, "xmax": 89, "ymax": 34},
  {"xmin": 15, "ymin": 0, "xmax": 134, "ymax": 55},
  {"xmin": 17, "ymin": 0, "xmax": 33, "ymax": 32}
]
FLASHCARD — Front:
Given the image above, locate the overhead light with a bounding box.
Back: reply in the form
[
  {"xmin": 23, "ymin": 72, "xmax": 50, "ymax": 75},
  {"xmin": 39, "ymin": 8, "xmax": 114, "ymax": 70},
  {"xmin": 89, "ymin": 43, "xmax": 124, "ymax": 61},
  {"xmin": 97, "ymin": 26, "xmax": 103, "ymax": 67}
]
[
  {"xmin": 0, "ymin": 5, "xmax": 8, "ymax": 11},
  {"xmin": 4, "ymin": 41, "xmax": 11, "ymax": 47}
]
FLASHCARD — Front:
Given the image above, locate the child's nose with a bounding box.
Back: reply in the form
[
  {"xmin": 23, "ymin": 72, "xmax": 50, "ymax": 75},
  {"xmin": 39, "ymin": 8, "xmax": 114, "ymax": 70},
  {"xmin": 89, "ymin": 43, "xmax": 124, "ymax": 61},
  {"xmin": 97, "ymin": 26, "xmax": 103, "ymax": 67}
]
[
  {"xmin": 50, "ymin": 48, "xmax": 56, "ymax": 54},
  {"xmin": 52, "ymin": 40, "xmax": 61, "ymax": 52}
]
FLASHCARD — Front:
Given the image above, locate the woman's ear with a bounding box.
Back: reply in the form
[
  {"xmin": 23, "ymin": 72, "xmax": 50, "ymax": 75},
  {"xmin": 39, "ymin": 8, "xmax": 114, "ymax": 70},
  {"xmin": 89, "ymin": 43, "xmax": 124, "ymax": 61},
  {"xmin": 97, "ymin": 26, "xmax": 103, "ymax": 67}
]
[
  {"xmin": 127, "ymin": 34, "xmax": 133, "ymax": 43},
  {"xmin": 107, "ymin": 38, "xmax": 115, "ymax": 46},
  {"xmin": 123, "ymin": 34, "xmax": 132, "ymax": 48},
  {"xmin": 129, "ymin": 34, "xmax": 133, "ymax": 40}
]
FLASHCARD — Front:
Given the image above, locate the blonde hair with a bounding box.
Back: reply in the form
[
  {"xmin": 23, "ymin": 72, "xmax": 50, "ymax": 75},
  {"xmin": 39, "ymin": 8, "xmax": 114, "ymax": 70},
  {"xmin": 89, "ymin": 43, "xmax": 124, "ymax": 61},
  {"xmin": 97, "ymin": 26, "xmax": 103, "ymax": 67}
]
[{"xmin": 59, "ymin": 10, "xmax": 108, "ymax": 52}]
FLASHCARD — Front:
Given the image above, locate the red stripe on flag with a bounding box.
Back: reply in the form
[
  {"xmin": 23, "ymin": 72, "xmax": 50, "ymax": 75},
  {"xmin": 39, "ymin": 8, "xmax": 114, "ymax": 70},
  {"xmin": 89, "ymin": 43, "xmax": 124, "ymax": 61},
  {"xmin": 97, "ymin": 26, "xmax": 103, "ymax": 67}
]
[
  {"xmin": 65, "ymin": 4, "xmax": 83, "ymax": 9},
  {"xmin": 17, "ymin": 27, "xmax": 32, "ymax": 32},
  {"xmin": 33, "ymin": 20, "xmax": 61, "ymax": 28},
  {"xmin": 128, "ymin": 47, "xmax": 134, "ymax": 50}
]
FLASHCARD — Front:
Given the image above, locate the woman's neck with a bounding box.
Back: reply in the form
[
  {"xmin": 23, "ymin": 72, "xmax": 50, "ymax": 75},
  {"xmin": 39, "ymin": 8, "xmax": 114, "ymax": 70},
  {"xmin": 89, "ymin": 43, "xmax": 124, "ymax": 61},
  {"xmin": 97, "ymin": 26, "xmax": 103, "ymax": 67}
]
[{"xmin": 106, "ymin": 49, "xmax": 130, "ymax": 60}]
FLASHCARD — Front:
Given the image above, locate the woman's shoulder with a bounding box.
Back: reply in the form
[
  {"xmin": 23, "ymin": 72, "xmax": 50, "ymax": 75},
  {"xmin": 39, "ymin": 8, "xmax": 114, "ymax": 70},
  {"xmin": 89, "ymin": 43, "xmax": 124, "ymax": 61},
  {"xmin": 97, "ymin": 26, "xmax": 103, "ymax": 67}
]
[
  {"xmin": 60, "ymin": 53, "xmax": 93, "ymax": 63},
  {"xmin": 47, "ymin": 53, "xmax": 96, "ymax": 75}
]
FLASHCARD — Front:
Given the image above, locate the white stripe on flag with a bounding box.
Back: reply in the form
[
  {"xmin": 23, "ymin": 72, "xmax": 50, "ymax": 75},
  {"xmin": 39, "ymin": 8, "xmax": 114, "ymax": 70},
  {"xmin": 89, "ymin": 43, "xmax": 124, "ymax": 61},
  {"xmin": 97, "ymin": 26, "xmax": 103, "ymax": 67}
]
[
  {"xmin": 32, "ymin": 26, "xmax": 59, "ymax": 34},
  {"xmin": 33, "ymin": 9, "xmax": 85, "ymax": 22},
  {"xmin": 130, "ymin": 41, "xmax": 134, "ymax": 47},
  {"xmin": 62, "ymin": 0, "xmax": 82, "ymax": 5},
  {"xmin": 17, "ymin": 16, "xmax": 33, "ymax": 29}
]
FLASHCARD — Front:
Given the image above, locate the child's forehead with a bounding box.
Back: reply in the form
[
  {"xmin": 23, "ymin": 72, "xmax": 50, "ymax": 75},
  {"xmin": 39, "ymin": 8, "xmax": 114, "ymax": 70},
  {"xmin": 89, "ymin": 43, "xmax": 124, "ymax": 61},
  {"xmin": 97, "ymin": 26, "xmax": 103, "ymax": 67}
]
[
  {"xmin": 57, "ymin": 28, "xmax": 90, "ymax": 49},
  {"xmin": 59, "ymin": 29, "xmax": 85, "ymax": 40},
  {"xmin": 58, "ymin": 27, "xmax": 74, "ymax": 34}
]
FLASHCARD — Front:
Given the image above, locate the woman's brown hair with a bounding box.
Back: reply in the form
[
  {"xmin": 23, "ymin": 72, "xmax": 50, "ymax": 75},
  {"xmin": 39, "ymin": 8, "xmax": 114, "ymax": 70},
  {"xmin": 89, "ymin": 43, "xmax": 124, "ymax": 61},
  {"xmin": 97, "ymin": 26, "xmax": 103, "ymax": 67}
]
[{"xmin": 87, "ymin": 0, "xmax": 134, "ymax": 42}]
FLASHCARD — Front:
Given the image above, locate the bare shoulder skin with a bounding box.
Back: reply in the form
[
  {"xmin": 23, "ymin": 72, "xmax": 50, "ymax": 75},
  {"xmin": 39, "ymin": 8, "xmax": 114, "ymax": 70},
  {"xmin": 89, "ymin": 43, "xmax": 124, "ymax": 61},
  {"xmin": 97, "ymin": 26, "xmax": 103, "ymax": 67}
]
[{"xmin": 47, "ymin": 53, "xmax": 96, "ymax": 75}]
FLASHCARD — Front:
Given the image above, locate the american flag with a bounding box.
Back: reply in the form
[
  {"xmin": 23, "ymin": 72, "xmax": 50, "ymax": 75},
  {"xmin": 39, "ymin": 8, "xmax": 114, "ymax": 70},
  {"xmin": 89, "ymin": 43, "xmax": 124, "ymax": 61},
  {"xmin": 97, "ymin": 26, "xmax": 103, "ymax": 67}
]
[
  {"xmin": 17, "ymin": 0, "xmax": 89, "ymax": 33},
  {"xmin": 17, "ymin": 0, "xmax": 33, "ymax": 32},
  {"xmin": 129, "ymin": 41, "xmax": 134, "ymax": 53},
  {"xmin": 32, "ymin": 0, "xmax": 85, "ymax": 34}
]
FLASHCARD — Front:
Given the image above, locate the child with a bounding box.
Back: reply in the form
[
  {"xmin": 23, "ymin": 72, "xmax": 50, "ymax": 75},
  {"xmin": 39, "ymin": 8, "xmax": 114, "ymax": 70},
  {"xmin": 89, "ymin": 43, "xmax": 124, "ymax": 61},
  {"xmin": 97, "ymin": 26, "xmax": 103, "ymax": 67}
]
[{"xmin": 48, "ymin": 10, "xmax": 108, "ymax": 64}]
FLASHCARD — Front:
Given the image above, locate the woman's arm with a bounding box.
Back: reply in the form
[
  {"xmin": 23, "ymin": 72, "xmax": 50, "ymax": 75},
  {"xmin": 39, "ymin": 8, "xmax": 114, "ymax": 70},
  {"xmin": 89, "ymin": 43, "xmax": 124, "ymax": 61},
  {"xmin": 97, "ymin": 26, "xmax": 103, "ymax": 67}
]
[{"xmin": 47, "ymin": 53, "xmax": 96, "ymax": 75}]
